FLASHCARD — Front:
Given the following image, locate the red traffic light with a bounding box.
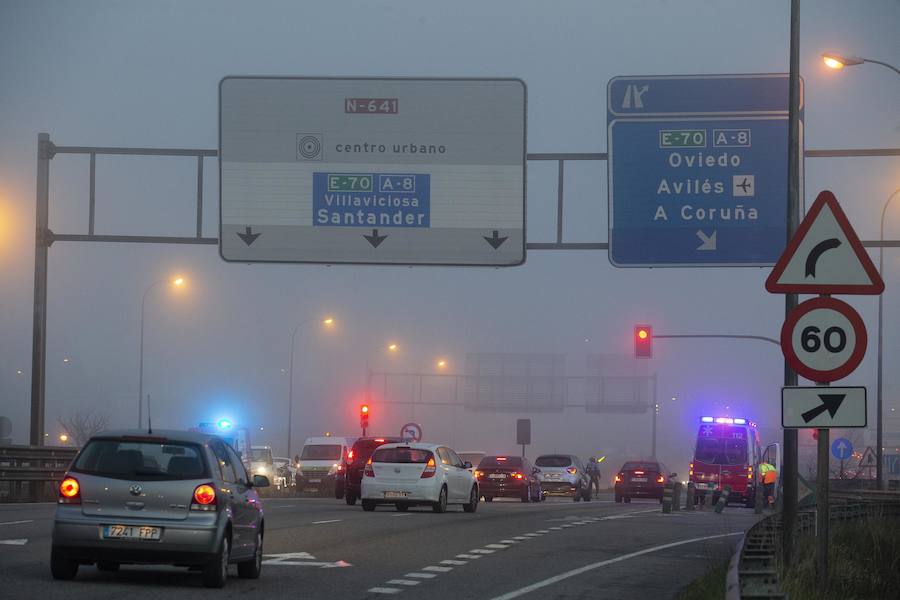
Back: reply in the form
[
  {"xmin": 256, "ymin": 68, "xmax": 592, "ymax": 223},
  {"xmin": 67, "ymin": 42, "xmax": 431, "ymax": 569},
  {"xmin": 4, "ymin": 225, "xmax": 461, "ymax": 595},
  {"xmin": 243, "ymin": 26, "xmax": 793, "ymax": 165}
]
[
  {"xmin": 360, "ymin": 404, "xmax": 369, "ymax": 414},
  {"xmin": 634, "ymin": 325, "xmax": 653, "ymax": 358},
  {"xmin": 360, "ymin": 404, "xmax": 370, "ymax": 430}
]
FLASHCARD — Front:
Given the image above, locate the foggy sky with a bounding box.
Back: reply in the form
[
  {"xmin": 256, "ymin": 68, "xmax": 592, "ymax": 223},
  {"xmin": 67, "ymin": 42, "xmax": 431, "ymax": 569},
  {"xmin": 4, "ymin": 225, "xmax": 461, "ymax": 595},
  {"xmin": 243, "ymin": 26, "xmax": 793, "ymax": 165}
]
[{"xmin": 0, "ymin": 0, "xmax": 898, "ymax": 477}]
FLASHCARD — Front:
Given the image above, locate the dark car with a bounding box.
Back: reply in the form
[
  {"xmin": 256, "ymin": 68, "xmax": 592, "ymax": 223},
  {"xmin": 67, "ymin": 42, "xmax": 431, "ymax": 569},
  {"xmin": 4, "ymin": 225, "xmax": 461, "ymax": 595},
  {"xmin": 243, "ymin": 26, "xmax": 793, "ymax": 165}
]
[
  {"xmin": 336, "ymin": 436, "xmax": 402, "ymax": 505},
  {"xmin": 474, "ymin": 455, "xmax": 543, "ymax": 502},
  {"xmin": 51, "ymin": 429, "xmax": 269, "ymax": 588},
  {"xmin": 614, "ymin": 460, "xmax": 675, "ymax": 503}
]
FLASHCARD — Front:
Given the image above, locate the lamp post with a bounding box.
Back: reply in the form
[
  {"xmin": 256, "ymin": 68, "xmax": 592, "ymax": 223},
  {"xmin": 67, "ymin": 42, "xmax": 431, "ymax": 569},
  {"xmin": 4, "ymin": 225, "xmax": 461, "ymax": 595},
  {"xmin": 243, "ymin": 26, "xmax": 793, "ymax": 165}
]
[
  {"xmin": 876, "ymin": 189, "xmax": 900, "ymax": 489},
  {"xmin": 287, "ymin": 316, "xmax": 334, "ymax": 457},
  {"xmin": 822, "ymin": 52, "xmax": 900, "ymax": 77},
  {"xmin": 138, "ymin": 276, "xmax": 185, "ymax": 428}
]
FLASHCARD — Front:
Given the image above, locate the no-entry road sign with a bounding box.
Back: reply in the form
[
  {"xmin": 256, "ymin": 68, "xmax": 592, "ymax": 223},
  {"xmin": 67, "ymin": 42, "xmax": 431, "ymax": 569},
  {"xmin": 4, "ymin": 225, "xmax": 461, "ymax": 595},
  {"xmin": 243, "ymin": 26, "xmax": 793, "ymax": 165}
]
[
  {"xmin": 780, "ymin": 297, "xmax": 867, "ymax": 383},
  {"xmin": 782, "ymin": 387, "xmax": 867, "ymax": 428},
  {"xmin": 607, "ymin": 74, "xmax": 799, "ymax": 267},
  {"xmin": 219, "ymin": 77, "xmax": 526, "ymax": 266}
]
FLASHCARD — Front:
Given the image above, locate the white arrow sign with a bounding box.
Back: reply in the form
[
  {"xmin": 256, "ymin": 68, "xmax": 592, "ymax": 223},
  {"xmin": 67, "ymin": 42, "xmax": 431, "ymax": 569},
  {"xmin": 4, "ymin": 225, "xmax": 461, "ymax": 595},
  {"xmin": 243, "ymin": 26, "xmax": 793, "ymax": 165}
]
[{"xmin": 782, "ymin": 386, "xmax": 867, "ymax": 428}]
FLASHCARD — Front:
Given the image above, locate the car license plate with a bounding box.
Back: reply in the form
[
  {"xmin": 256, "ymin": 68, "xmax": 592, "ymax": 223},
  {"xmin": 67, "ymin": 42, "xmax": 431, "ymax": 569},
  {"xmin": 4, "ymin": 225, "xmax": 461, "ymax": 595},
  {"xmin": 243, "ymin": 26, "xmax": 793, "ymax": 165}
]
[
  {"xmin": 308, "ymin": 478, "xmax": 321, "ymax": 483},
  {"xmin": 304, "ymin": 487, "xmax": 318, "ymax": 493},
  {"xmin": 631, "ymin": 477, "xmax": 647, "ymax": 482},
  {"xmin": 488, "ymin": 473, "xmax": 507, "ymax": 479},
  {"xmin": 545, "ymin": 473, "xmax": 560, "ymax": 480},
  {"xmin": 384, "ymin": 491, "xmax": 408, "ymax": 498},
  {"xmin": 102, "ymin": 525, "xmax": 161, "ymax": 541}
]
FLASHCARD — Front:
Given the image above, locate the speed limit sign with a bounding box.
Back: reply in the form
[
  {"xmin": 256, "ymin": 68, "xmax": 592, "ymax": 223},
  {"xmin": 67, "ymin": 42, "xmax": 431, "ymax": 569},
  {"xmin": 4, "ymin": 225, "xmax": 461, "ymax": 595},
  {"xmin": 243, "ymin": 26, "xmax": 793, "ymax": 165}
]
[{"xmin": 781, "ymin": 297, "xmax": 867, "ymax": 382}]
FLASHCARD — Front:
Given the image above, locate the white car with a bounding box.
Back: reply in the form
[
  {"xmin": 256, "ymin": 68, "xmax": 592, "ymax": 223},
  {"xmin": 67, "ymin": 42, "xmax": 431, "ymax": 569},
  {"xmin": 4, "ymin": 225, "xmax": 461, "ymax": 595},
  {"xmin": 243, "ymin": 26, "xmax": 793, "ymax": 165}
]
[{"xmin": 360, "ymin": 443, "xmax": 479, "ymax": 513}]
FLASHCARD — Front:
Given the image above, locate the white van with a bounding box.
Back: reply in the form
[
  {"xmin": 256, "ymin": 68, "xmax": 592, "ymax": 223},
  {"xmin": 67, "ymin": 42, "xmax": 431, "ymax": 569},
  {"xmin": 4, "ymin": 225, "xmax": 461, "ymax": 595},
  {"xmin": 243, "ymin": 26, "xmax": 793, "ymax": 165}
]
[
  {"xmin": 249, "ymin": 445, "xmax": 274, "ymax": 480},
  {"xmin": 296, "ymin": 436, "xmax": 355, "ymax": 497}
]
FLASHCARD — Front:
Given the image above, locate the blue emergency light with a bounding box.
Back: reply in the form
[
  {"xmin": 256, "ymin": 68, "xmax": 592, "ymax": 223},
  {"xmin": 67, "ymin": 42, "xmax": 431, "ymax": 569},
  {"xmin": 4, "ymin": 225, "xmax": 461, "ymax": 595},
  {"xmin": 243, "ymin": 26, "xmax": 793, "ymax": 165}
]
[{"xmin": 216, "ymin": 418, "xmax": 233, "ymax": 431}]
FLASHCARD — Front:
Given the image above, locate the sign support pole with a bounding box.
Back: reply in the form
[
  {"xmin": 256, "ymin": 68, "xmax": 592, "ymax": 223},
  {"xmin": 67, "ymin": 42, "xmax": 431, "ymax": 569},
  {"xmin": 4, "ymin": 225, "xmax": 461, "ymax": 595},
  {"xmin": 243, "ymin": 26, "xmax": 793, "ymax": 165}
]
[
  {"xmin": 816, "ymin": 423, "xmax": 829, "ymax": 591},
  {"xmin": 782, "ymin": 0, "xmax": 802, "ymax": 565},
  {"xmin": 30, "ymin": 133, "xmax": 51, "ymax": 446}
]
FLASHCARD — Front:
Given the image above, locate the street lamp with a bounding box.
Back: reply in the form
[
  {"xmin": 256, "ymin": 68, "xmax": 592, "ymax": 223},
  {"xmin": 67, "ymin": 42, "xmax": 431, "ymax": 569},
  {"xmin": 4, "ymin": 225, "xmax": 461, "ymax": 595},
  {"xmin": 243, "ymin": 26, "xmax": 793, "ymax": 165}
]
[
  {"xmin": 138, "ymin": 275, "xmax": 186, "ymax": 428},
  {"xmin": 59, "ymin": 433, "xmax": 68, "ymax": 444},
  {"xmin": 876, "ymin": 188, "xmax": 900, "ymax": 489},
  {"xmin": 822, "ymin": 52, "xmax": 900, "ymax": 76},
  {"xmin": 287, "ymin": 316, "xmax": 335, "ymax": 456},
  {"xmin": 436, "ymin": 359, "xmax": 447, "ymax": 370}
]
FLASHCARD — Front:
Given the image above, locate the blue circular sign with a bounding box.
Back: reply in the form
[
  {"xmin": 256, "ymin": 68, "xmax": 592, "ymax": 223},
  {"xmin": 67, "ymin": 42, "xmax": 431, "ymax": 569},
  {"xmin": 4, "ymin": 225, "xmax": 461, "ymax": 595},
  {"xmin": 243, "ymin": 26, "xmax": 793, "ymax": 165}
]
[{"xmin": 831, "ymin": 437, "xmax": 853, "ymax": 460}]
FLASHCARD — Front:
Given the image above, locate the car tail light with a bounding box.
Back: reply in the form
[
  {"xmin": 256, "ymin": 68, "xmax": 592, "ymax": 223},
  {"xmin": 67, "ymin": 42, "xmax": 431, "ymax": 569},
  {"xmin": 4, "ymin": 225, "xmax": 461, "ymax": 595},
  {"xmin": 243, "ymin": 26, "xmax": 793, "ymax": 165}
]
[
  {"xmin": 614, "ymin": 474, "xmax": 622, "ymax": 483},
  {"xmin": 374, "ymin": 439, "xmax": 385, "ymax": 443},
  {"xmin": 191, "ymin": 484, "xmax": 217, "ymax": 511},
  {"xmin": 634, "ymin": 470, "xmax": 644, "ymax": 475},
  {"xmin": 513, "ymin": 472, "xmax": 524, "ymax": 479},
  {"xmin": 656, "ymin": 474, "xmax": 665, "ymax": 484},
  {"xmin": 566, "ymin": 467, "xmax": 577, "ymax": 475},
  {"xmin": 347, "ymin": 449, "xmax": 354, "ymax": 461},
  {"xmin": 474, "ymin": 470, "xmax": 484, "ymax": 479},
  {"xmin": 747, "ymin": 466, "xmax": 753, "ymax": 480},
  {"xmin": 59, "ymin": 477, "xmax": 81, "ymax": 504},
  {"xmin": 421, "ymin": 457, "xmax": 436, "ymax": 478},
  {"xmin": 689, "ymin": 462, "xmax": 694, "ymax": 477},
  {"xmin": 364, "ymin": 458, "xmax": 374, "ymax": 477}
]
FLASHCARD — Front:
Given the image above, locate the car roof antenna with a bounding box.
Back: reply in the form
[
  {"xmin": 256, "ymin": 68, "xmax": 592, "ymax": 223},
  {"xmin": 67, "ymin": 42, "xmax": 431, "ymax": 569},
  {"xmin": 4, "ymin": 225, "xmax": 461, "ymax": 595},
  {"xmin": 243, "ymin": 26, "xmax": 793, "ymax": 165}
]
[{"xmin": 146, "ymin": 393, "xmax": 153, "ymax": 434}]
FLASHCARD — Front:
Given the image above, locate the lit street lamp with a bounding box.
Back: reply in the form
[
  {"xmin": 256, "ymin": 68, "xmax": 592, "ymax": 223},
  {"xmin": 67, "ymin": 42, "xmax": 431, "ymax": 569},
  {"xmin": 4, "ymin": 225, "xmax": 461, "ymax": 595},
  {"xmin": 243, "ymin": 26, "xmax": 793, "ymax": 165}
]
[
  {"xmin": 59, "ymin": 433, "xmax": 68, "ymax": 444},
  {"xmin": 287, "ymin": 316, "xmax": 335, "ymax": 457},
  {"xmin": 138, "ymin": 276, "xmax": 186, "ymax": 428},
  {"xmin": 822, "ymin": 52, "xmax": 900, "ymax": 76}
]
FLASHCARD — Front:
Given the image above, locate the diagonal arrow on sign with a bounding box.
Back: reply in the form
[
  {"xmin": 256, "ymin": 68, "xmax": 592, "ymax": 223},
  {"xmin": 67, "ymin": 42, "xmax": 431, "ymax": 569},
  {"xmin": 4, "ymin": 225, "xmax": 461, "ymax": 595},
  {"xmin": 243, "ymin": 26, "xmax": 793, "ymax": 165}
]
[
  {"xmin": 801, "ymin": 393, "xmax": 846, "ymax": 423},
  {"xmin": 696, "ymin": 229, "xmax": 716, "ymax": 251}
]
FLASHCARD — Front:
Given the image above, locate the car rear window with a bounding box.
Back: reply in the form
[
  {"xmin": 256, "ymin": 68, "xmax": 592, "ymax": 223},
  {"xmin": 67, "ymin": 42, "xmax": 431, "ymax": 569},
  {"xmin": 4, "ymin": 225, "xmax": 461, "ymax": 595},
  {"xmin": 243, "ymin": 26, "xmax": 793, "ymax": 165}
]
[
  {"xmin": 73, "ymin": 439, "xmax": 208, "ymax": 481},
  {"xmin": 622, "ymin": 462, "xmax": 660, "ymax": 471},
  {"xmin": 251, "ymin": 448, "xmax": 272, "ymax": 462},
  {"xmin": 372, "ymin": 447, "xmax": 433, "ymax": 463},
  {"xmin": 300, "ymin": 444, "xmax": 342, "ymax": 460},
  {"xmin": 478, "ymin": 456, "xmax": 523, "ymax": 468},
  {"xmin": 352, "ymin": 439, "xmax": 401, "ymax": 462},
  {"xmin": 535, "ymin": 455, "xmax": 572, "ymax": 468}
]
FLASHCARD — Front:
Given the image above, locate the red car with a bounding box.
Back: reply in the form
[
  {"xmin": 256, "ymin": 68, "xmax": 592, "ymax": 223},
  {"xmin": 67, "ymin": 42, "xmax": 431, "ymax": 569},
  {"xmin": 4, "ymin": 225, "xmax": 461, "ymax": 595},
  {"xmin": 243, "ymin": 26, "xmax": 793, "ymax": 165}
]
[
  {"xmin": 336, "ymin": 437, "xmax": 402, "ymax": 505},
  {"xmin": 474, "ymin": 455, "xmax": 543, "ymax": 502},
  {"xmin": 614, "ymin": 460, "xmax": 674, "ymax": 503}
]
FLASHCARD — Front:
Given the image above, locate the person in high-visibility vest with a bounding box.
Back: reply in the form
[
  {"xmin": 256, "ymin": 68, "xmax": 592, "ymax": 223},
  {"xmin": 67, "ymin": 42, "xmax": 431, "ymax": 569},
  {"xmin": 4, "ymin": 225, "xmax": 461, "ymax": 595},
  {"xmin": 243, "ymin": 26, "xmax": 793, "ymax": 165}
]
[{"xmin": 759, "ymin": 462, "xmax": 777, "ymax": 508}]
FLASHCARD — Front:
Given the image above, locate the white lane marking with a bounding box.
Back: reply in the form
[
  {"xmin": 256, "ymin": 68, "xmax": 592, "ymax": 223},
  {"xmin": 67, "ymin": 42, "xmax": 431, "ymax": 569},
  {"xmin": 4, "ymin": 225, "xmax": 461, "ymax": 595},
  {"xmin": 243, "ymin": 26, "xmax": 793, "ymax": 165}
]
[
  {"xmin": 524, "ymin": 532, "xmax": 541, "ymax": 536},
  {"xmin": 422, "ymin": 565, "xmax": 453, "ymax": 572},
  {"xmin": 312, "ymin": 519, "xmax": 342, "ymax": 524},
  {"xmin": 571, "ymin": 522, "xmax": 587, "ymax": 525},
  {"xmin": 265, "ymin": 552, "xmax": 316, "ymax": 560},
  {"xmin": 387, "ymin": 579, "xmax": 421, "ymax": 586},
  {"xmin": 391, "ymin": 513, "xmax": 413, "ymax": 517},
  {"xmin": 0, "ymin": 539, "xmax": 28, "ymax": 545},
  {"xmin": 441, "ymin": 559, "xmax": 467, "ymax": 565},
  {"xmin": 0, "ymin": 520, "xmax": 34, "ymax": 526},
  {"xmin": 513, "ymin": 536, "xmax": 529, "ymax": 540},
  {"xmin": 405, "ymin": 572, "xmax": 437, "ymax": 579},
  {"xmin": 536, "ymin": 529, "xmax": 550, "ymax": 533},
  {"xmin": 469, "ymin": 549, "xmax": 495, "ymax": 554},
  {"xmin": 456, "ymin": 554, "xmax": 482, "ymax": 559},
  {"xmin": 487, "ymin": 532, "xmax": 744, "ymax": 600},
  {"xmin": 485, "ymin": 543, "xmax": 509, "ymax": 549},
  {"xmin": 368, "ymin": 587, "xmax": 402, "ymax": 594},
  {"xmin": 549, "ymin": 526, "xmax": 563, "ymax": 530},
  {"xmin": 499, "ymin": 539, "xmax": 518, "ymax": 544},
  {"xmin": 560, "ymin": 524, "xmax": 573, "ymax": 528}
]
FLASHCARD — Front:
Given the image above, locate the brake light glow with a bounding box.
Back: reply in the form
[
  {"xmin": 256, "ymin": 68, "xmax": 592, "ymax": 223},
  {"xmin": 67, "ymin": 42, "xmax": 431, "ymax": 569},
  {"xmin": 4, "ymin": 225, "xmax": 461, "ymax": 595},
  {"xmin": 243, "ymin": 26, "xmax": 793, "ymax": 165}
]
[
  {"xmin": 364, "ymin": 458, "xmax": 374, "ymax": 477},
  {"xmin": 59, "ymin": 477, "xmax": 80, "ymax": 504},
  {"xmin": 656, "ymin": 474, "xmax": 665, "ymax": 484},
  {"xmin": 566, "ymin": 467, "xmax": 577, "ymax": 475},
  {"xmin": 474, "ymin": 470, "xmax": 484, "ymax": 479},
  {"xmin": 634, "ymin": 470, "xmax": 644, "ymax": 475},
  {"xmin": 421, "ymin": 457, "xmax": 436, "ymax": 478},
  {"xmin": 747, "ymin": 466, "xmax": 753, "ymax": 480},
  {"xmin": 512, "ymin": 472, "xmax": 524, "ymax": 479},
  {"xmin": 496, "ymin": 457, "xmax": 507, "ymax": 461},
  {"xmin": 689, "ymin": 463, "xmax": 694, "ymax": 476},
  {"xmin": 614, "ymin": 474, "xmax": 622, "ymax": 483},
  {"xmin": 191, "ymin": 484, "xmax": 216, "ymax": 510},
  {"xmin": 347, "ymin": 450, "xmax": 354, "ymax": 460},
  {"xmin": 374, "ymin": 439, "xmax": 385, "ymax": 443}
]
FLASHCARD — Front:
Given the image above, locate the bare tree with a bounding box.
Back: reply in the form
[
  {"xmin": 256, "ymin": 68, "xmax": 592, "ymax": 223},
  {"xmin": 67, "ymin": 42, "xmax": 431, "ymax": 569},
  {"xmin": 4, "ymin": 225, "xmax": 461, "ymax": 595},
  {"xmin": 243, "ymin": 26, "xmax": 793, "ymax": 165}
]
[{"xmin": 58, "ymin": 411, "xmax": 110, "ymax": 447}]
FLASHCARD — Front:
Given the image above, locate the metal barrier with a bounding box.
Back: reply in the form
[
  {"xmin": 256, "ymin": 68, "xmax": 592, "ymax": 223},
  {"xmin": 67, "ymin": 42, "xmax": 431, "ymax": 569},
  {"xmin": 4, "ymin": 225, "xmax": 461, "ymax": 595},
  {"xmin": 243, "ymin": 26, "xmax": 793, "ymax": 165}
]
[
  {"xmin": 0, "ymin": 445, "xmax": 77, "ymax": 502},
  {"xmin": 726, "ymin": 488, "xmax": 900, "ymax": 599}
]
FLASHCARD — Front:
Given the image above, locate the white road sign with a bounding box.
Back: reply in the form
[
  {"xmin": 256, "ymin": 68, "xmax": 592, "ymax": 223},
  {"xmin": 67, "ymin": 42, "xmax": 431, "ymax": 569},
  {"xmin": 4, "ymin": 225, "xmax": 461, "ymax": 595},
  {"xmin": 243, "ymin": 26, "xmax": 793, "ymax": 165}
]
[
  {"xmin": 219, "ymin": 77, "xmax": 526, "ymax": 265},
  {"xmin": 782, "ymin": 386, "xmax": 867, "ymax": 428}
]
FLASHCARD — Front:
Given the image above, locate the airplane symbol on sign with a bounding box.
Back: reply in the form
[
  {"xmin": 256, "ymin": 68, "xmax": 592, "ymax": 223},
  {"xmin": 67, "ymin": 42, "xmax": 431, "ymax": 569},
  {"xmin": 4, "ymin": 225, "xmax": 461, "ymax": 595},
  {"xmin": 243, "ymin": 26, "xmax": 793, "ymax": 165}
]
[{"xmin": 736, "ymin": 178, "xmax": 751, "ymax": 193}]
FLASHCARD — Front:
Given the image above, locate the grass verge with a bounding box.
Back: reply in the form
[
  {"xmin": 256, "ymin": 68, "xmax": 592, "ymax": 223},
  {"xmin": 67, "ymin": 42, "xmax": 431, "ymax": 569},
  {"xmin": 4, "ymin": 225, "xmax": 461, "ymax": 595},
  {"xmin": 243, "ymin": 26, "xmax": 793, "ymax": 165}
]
[{"xmin": 674, "ymin": 559, "xmax": 729, "ymax": 600}]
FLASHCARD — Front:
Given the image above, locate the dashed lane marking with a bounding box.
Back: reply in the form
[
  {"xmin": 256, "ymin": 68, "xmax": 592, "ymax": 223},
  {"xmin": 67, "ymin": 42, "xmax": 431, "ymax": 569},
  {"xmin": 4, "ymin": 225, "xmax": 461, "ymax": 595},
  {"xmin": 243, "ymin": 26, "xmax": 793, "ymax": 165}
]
[
  {"xmin": 524, "ymin": 533, "xmax": 541, "ymax": 536},
  {"xmin": 486, "ymin": 532, "xmax": 744, "ymax": 600},
  {"xmin": 405, "ymin": 572, "xmax": 438, "ymax": 579},
  {"xmin": 469, "ymin": 549, "xmax": 495, "ymax": 554},
  {"xmin": 312, "ymin": 519, "xmax": 342, "ymax": 524},
  {"xmin": 456, "ymin": 554, "xmax": 482, "ymax": 559},
  {"xmin": 368, "ymin": 587, "xmax": 402, "ymax": 594},
  {"xmin": 0, "ymin": 520, "xmax": 34, "ymax": 526},
  {"xmin": 499, "ymin": 539, "xmax": 518, "ymax": 543},
  {"xmin": 549, "ymin": 527, "xmax": 562, "ymax": 530},
  {"xmin": 387, "ymin": 579, "xmax": 421, "ymax": 586},
  {"xmin": 485, "ymin": 543, "xmax": 510, "ymax": 549},
  {"xmin": 422, "ymin": 565, "xmax": 453, "ymax": 572},
  {"xmin": 537, "ymin": 529, "xmax": 550, "ymax": 533},
  {"xmin": 391, "ymin": 513, "xmax": 413, "ymax": 517},
  {"xmin": 441, "ymin": 559, "xmax": 467, "ymax": 565},
  {"xmin": 513, "ymin": 536, "xmax": 529, "ymax": 540}
]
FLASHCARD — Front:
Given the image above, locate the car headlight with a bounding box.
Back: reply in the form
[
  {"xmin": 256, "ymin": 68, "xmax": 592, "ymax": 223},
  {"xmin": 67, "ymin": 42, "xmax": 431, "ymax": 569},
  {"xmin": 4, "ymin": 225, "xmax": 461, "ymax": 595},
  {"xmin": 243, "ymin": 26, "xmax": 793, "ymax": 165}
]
[{"xmin": 328, "ymin": 463, "xmax": 340, "ymax": 476}]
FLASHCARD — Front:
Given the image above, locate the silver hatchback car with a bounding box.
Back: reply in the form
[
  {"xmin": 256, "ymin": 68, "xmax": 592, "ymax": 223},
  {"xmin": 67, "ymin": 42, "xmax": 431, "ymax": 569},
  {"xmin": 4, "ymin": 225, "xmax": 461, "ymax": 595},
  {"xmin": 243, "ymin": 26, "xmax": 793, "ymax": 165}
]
[{"xmin": 51, "ymin": 429, "xmax": 269, "ymax": 588}]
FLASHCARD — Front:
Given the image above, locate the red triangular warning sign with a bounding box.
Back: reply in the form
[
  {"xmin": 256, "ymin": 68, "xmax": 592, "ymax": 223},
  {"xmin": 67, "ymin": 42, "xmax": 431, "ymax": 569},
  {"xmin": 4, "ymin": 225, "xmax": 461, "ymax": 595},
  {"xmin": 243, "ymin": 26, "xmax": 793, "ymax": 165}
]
[{"xmin": 766, "ymin": 190, "xmax": 884, "ymax": 295}]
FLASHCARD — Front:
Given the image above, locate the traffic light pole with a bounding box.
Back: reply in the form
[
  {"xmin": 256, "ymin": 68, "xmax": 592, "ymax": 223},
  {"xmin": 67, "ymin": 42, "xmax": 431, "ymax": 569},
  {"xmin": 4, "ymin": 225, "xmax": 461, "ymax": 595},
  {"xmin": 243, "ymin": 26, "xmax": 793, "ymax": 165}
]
[{"xmin": 783, "ymin": 0, "xmax": 802, "ymax": 566}]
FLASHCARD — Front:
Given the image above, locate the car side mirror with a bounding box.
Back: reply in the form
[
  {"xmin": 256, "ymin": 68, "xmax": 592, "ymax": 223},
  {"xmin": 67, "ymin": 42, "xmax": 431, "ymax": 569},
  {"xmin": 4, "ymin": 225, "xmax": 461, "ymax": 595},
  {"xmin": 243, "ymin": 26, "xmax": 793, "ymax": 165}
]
[
  {"xmin": 252, "ymin": 475, "xmax": 270, "ymax": 488},
  {"xmin": 463, "ymin": 461, "xmax": 472, "ymax": 469},
  {"xmin": 670, "ymin": 473, "xmax": 677, "ymax": 479}
]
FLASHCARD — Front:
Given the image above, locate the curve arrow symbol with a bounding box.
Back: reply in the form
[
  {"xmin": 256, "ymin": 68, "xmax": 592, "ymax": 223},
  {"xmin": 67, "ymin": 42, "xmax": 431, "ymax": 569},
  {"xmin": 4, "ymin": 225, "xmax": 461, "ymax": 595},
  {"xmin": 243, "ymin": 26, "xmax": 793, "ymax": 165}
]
[{"xmin": 805, "ymin": 238, "xmax": 841, "ymax": 277}]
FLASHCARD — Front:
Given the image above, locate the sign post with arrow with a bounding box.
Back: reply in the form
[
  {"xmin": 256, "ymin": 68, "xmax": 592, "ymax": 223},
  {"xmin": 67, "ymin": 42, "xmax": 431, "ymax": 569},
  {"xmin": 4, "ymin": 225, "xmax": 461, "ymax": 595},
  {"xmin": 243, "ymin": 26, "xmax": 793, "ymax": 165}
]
[{"xmin": 766, "ymin": 189, "xmax": 883, "ymax": 585}]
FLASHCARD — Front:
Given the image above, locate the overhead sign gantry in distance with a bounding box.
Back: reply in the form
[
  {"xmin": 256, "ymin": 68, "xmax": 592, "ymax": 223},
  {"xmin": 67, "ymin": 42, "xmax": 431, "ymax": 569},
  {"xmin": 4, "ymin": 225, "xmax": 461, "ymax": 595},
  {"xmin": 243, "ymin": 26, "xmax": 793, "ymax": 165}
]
[
  {"xmin": 607, "ymin": 74, "xmax": 801, "ymax": 267},
  {"xmin": 219, "ymin": 77, "xmax": 526, "ymax": 266}
]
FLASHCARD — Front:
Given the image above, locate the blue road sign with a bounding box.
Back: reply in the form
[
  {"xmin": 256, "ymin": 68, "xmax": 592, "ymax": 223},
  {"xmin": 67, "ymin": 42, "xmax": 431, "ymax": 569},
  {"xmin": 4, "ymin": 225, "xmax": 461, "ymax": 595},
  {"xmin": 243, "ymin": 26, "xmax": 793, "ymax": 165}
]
[
  {"xmin": 831, "ymin": 437, "xmax": 853, "ymax": 460},
  {"xmin": 885, "ymin": 454, "xmax": 900, "ymax": 476},
  {"xmin": 607, "ymin": 74, "xmax": 802, "ymax": 267}
]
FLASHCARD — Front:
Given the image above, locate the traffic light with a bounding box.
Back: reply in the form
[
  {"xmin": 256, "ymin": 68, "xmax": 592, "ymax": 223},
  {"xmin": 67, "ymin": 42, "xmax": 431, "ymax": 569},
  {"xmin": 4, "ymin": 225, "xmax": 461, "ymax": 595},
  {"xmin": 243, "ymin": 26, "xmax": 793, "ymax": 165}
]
[
  {"xmin": 360, "ymin": 404, "xmax": 370, "ymax": 432},
  {"xmin": 634, "ymin": 325, "xmax": 653, "ymax": 358}
]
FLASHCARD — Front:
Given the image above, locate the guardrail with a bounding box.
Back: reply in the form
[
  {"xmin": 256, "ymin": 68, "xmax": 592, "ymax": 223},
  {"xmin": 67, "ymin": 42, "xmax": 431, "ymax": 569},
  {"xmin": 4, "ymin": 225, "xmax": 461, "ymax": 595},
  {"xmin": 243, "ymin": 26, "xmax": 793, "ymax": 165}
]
[
  {"xmin": 726, "ymin": 487, "xmax": 900, "ymax": 599},
  {"xmin": 0, "ymin": 445, "xmax": 77, "ymax": 502}
]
